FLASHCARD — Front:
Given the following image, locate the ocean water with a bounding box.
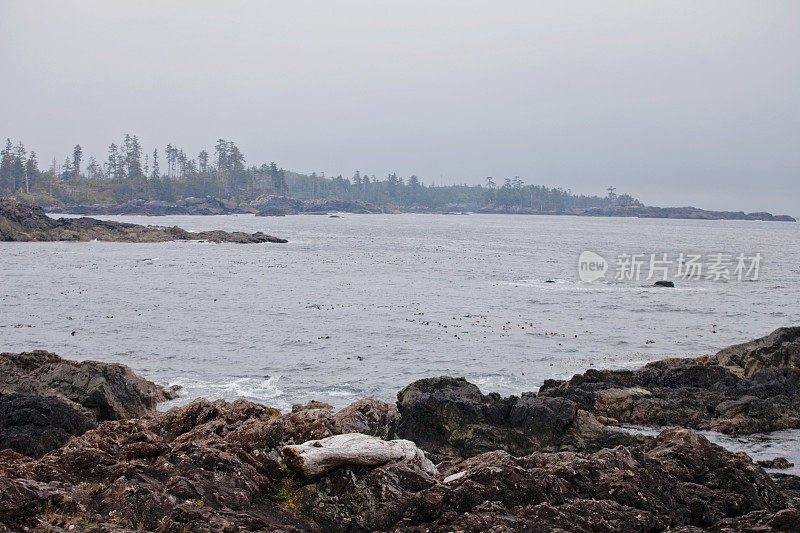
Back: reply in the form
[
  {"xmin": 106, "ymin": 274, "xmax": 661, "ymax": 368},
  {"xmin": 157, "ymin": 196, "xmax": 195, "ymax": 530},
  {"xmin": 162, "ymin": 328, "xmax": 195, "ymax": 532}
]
[{"xmin": 2, "ymin": 213, "xmax": 799, "ymax": 464}]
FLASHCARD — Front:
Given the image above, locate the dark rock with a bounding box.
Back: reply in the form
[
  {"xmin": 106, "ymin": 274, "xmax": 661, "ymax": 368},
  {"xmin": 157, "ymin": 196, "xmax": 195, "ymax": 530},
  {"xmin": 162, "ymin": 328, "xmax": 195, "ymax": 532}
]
[
  {"xmin": 302, "ymin": 198, "xmax": 384, "ymax": 214},
  {"xmin": 0, "ymin": 397, "xmax": 401, "ymax": 531},
  {"xmin": 296, "ymin": 427, "xmax": 792, "ymax": 532},
  {"xmin": 253, "ymin": 195, "xmax": 306, "ymax": 216},
  {"xmin": 579, "ymin": 204, "xmax": 796, "ymax": 222},
  {"xmin": 539, "ymin": 328, "xmax": 800, "ymax": 435},
  {"xmin": 757, "ymin": 457, "xmax": 794, "ymax": 469},
  {"xmin": 654, "ymin": 280, "xmax": 675, "ymax": 287},
  {"xmin": 711, "ymin": 326, "xmax": 800, "ymax": 377},
  {"xmin": 0, "ymin": 350, "xmax": 176, "ymax": 422},
  {"xmin": 0, "ymin": 390, "xmax": 795, "ymax": 532},
  {"xmin": 396, "ymin": 376, "xmax": 640, "ymax": 457},
  {"xmin": 0, "ymin": 394, "xmax": 96, "ymax": 458},
  {"xmin": 0, "ymin": 197, "xmax": 287, "ymax": 243},
  {"xmin": 253, "ymin": 195, "xmax": 385, "ymax": 216}
]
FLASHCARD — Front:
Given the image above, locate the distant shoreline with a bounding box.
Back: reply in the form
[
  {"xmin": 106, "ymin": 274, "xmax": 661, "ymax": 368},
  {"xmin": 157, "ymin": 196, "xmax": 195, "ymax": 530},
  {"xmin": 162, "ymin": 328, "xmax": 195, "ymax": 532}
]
[{"xmin": 40, "ymin": 196, "xmax": 797, "ymax": 222}]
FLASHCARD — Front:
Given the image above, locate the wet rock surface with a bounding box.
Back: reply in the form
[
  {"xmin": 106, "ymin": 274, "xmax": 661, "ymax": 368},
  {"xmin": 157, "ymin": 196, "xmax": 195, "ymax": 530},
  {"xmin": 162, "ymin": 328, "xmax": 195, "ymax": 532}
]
[
  {"xmin": 0, "ymin": 197, "xmax": 287, "ymax": 242},
  {"xmin": 539, "ymin": 327, "xmax": 800, "ymax": 435},
  {"xmin": 758, "ymin": 457, "xmax": 795, "ymax": 470}
]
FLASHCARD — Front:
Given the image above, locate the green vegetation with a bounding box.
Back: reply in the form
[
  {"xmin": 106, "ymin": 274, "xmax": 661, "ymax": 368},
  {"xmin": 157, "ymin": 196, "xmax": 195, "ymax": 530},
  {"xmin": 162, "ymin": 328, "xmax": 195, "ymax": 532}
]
[{"xmin": 1, "ymin": 135, "xmax": 639, "ymax": 212}]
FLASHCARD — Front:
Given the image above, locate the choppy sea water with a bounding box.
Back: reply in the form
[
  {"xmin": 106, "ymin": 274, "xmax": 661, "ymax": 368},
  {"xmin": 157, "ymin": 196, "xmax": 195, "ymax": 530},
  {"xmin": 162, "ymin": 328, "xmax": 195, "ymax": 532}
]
[{"xmin": 1, "ymin": 213, "xmax": 799, "ymax": 463}]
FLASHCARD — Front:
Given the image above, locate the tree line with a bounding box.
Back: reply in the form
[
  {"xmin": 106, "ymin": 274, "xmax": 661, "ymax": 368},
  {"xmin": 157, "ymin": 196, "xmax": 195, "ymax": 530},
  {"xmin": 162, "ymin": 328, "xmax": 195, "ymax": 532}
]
[{"xmin": 0, "ymin": 135, "xmax": 639, "ymax": 211}]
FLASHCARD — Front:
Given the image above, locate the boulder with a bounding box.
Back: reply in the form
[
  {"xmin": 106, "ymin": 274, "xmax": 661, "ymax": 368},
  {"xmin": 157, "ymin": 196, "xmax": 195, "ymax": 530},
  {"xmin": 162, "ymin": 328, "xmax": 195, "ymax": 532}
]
[
  {"xmin": 396, "ymin": 376, "xmax": 640, "ymax": 457},
  {"xmin": 539, "ymin": 328, "xmax": 800, "ymax": 435},
  {"xmin": 0, "ymin": 394, "xmax": 96, "ymax": 458},
  {"xmin": 757, "ymin": 457, "xmax": 794, "ymax": 470},
  {"xmin": 712, "ymin": 326, "xmax": 800, "ymax": 377},
  {"xmin": 0, "ymin": 350, "xmax": 177, "ymax": 422}
]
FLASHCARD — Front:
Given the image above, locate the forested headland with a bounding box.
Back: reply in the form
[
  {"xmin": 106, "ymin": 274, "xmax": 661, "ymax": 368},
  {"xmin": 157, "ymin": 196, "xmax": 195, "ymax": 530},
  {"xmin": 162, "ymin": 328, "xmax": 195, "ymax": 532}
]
[{"xmin": 0, "ymin": 135, "xmax": 634, "ymax": 213}]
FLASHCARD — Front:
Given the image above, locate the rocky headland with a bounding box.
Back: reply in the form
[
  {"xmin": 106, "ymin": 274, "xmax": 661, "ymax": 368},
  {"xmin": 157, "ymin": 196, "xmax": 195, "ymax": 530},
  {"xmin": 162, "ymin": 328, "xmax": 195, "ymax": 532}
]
[
  {"xmin": 0, "ymin": 198, "xmax": 288, "ymax": 243},
  {"xmin": 35, "ymin": 195, "xmax": 796, "ymax": 221},
  {"xmin": 577, "ymin": 205, "xmax": 797, "ymax": 222},
  {"xmin": 39, "ymin": 195, "xmax": 388, "ymax": 218},
  {"xmin": 1, "ymin": 327, "xmax": 799, "ymax": 532}
]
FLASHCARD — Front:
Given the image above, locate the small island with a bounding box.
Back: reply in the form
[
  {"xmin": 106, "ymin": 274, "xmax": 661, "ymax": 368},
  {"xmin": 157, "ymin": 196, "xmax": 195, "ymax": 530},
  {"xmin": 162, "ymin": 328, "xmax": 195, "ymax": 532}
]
[{"xmin": 0, "ymin": 198, "xmax": 287, "ymax": 243}]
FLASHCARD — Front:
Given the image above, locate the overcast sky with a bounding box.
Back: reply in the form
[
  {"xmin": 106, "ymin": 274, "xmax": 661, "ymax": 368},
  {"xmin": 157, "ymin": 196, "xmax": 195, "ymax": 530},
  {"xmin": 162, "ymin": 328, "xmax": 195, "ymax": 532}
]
[{"xmin": 1, "ymin": 1, "xmax": 798, "ymax": 213}]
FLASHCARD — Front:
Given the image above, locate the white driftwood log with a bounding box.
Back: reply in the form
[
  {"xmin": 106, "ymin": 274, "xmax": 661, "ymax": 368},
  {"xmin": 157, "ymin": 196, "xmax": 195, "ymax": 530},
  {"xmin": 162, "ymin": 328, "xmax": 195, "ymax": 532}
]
[{"xmin": 282, "ymin": 433, "xmax": 438, "ymax": 477}]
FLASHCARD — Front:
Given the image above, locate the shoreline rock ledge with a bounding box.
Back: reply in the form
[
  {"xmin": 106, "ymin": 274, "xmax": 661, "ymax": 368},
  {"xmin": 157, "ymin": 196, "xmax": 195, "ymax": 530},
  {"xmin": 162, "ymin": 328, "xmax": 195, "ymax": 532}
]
[
  {"xmin": 539, "ymin": 326, "xmax": 800, "ymax": 434},
  {"xmin": 1, "ymin": 329, "xmax": 800, "ymax": 531},
  {"xmin": 0, "ymin": 350, "xmax": 178, "ymax": 458},
  {"xmin": 0, "ymin": 197, "xmax": 287, "ymax": 243}
]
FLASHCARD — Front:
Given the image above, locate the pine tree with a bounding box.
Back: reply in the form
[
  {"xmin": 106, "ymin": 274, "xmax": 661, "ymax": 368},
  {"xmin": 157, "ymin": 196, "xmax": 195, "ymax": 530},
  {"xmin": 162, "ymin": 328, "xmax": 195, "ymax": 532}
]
[
  {"xmin": 25, "ymin": 151, "xmax": 39, "ymax": 192},
  {"xmin": 107, "ymin": 144, "xmax": 118, "ymax": 179},
  {"xmin": 72, "ymin": 145, "xmax": 82, "ymax": 179},
  {"xmin": 0, "ymin": 139, "xmax": 14, "ymax": 191},
  {"xmin": 151, "ymin": 148, "xmax": 160, "ymax": 179}
]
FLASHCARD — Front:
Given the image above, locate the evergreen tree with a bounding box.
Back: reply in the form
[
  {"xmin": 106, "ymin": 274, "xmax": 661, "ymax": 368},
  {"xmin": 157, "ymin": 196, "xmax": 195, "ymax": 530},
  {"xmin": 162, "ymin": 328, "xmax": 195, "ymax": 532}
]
[
  {"xmin": 0, "ymin": 139, "xmax": 14, "ymax": 191},
  {"xmin": 25, "ymin": 151, "xmax": 39, "ymax": 192},
  {"xmin": 72, "ymin": 145, "xmax": 82, "ymax": 179},
  {"xmin": 151, "ymin": 148, "xmax": 160, "ymax": 179},
  {"xmin": 107, "ymin": 144, "xmax": 119, "ymax": 179}
]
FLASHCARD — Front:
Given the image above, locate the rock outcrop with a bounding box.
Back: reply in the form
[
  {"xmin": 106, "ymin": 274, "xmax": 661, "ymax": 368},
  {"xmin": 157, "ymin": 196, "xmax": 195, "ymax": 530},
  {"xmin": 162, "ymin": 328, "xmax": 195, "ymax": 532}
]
[
  {"xmin": 396, "ymin": 376, "xmax": 645, "ymax": 458},
  {"xmin": 2, "ymin": 329, "xmax": 800, "ymax": 531},
  {"xmin": 252, "ymin": 195, "xmax": 385, "ymax": 216},
  {"xmin": 0, "ymin": 394, "xmax": 95, "ymax": 459},
  {"xmin": 0, "ymin": 350, "xmax": 176, "ymax": 422},
  {"xmin": 0, "ymin": 398, "xmax": 795, "ymax": 532},
  {"xmin": 539, "ymin": 327, "xmax": 800, "ymax": 434},
  {"xmin": 0, "ymin": 350, "xmax": 177, "ymax": 457},
  {"xmin": 709, "ymin": 326, "xmax": 800, "ymax": 377},
  {"xmin": 0, "ymin": 197, "xmax": 287, "ymax": 242},
  {"xmin": 53, "ymin": 197, "xmax": 242, "ymax": 216},
  {"xmin": 579, "ymin": 204, "xmax": 796, "ymax": 222}
]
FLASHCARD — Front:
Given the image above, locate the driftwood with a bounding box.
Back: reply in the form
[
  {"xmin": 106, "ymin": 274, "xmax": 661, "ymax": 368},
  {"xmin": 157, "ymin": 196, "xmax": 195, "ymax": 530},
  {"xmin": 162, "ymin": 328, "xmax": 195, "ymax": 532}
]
[{"xmin": 282, "ymin": 432, "xmax": 438, "ymax": 477}]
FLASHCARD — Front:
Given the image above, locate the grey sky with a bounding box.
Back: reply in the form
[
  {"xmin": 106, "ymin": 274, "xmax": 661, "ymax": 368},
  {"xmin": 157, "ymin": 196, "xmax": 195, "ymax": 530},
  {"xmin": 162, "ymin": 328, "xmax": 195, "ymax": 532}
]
[{"xmin": 1, "ymin": 1, "xmax": 798, "ymax": 213}]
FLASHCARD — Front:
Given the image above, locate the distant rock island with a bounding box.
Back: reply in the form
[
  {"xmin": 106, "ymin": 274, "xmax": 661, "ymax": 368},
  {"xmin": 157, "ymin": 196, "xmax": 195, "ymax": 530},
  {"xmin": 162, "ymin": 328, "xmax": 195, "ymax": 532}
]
[
  {"xmin": 576, "ymin": 204, "xmax": 796, "ymax": 222},
  {"xmin": 0, "ymin": 198, "xmax": 288, "ymax": 243}
]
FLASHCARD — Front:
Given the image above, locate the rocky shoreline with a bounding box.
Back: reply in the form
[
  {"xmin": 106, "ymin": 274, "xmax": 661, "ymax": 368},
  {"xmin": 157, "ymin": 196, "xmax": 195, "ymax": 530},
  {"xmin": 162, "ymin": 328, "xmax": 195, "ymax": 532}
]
[
  {"xmin": 0, "ymin": 198, "xmax": 288, "ymax": 243},
  {"xmin": 1, "ymin": 328, "xmax": 799, "ymax": 531},
  {"xmin": 41, "ymin": 195, "xmax": 388, "ymax": 217},
  {"xmin": 33, "ymin": 195, "xmax": 797, "ymax": 221}
]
